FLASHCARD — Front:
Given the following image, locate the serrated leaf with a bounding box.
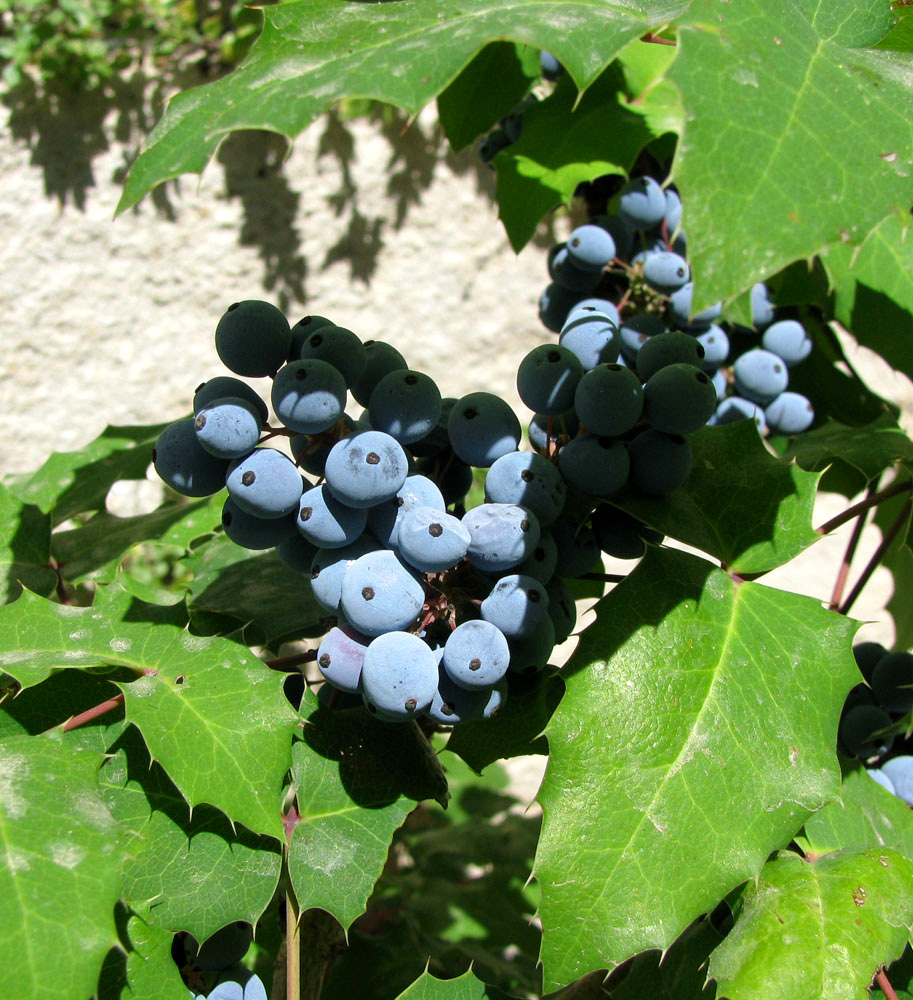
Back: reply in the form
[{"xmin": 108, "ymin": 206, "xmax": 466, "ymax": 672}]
[
  {"xmin": 667, "ymin": 0, "xmax": 913, "ymax": 312},
  {"xmin": 6, "ymin": 422, "xmax": 168, "ymax": 524},
  {"xmin": 534, "ymin": 547, "xmax": 858, "ymax": 989},
  {"xmin": 395, "ymin": 968, "xmax": 489, "ymax": 1000},
  {"xmin": 0, "ymin": 483, "xmax": 57, "ymax": 603},
  {"xmin": 437, "ymin": 42, "xmax": 537, "ymax": 153},
  {"xmin": 495, "ymin": 66, "xmax": 663, "ymax": 251},
  {"xmin": 610, "ymin": 421, "xmax": 821, "ymax": 574},
  {"xmin": 186, "ymin": 534, "xmax": 329, "ymax": 645},
  {"xmin": 611, "ymin": 917, "xmax": 721, "ymax": 1000},
  {"xmin": 0, "ymin": 587, "xmax": 298, "ymax": 837},
  {"xmin": 803, "ymin": 759, "xmax": 913, "ymax": 864},
  {"xmin": 0, "ymin": 731, "xmax": 123, "ymax": 1000},
  {"xmin": 708, "ymin": 848, "xmax": 913, "ymax": 1000},
  {"xmin": 122, "ymin": 914, "xmax": 190, "ymax": 1000},
  {"xmin": 445, "ymin": 671, "xmax": 563, "ymax": 775},
  {"xmin": 117, "ymin": 0, "xmax": 689, "ymax": 212},
  {"xmin": 99, "ymin": 725, "xmax": 282, "ymax": 941},
  {"xmin": 783, "ymin": 414, "xmax": 913, "ymax": 483},
  {"xmin": 51, "ymin": 496, "xmax": 216, "ymax": 584},
  {"xmin": 288, "ymin": 691, "xmax": 448, "ymax": 925},
  {"xmin": 824, "ymin": 213, "xmax": 913, "ymax": 383}
]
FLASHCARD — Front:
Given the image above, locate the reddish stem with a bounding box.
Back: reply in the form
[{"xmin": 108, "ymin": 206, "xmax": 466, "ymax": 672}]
[
  {"xmin": 265, "ymin": 650, "xmax": 318, "ymax": 670},
  {"xmin": 839, "ymin": 498, "xmax": 912, "ymax": 616},
  {"xmin": 61, "ymin": 693, "xmax": 125, "ymax": 732},
  {"xmin": 876, "ymin": 968, "xmax": 899, "ymax": 1000},
  {"xmin": 641, "ymin": 31, "xmax": 676, "ymax": 45},
  {"xmin": 827, "ymin": 480, "xmax": 877, "ymax": 611},
  {"xmin": 816, "ymin": 479, "xmax": 911, "ymax": 536}
]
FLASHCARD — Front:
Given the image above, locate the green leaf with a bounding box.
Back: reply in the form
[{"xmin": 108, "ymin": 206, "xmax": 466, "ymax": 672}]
[
  {"xmin": 7, "ymin": 422, "xmax": 168, "ymax": 524},
  {"xmin": 51, "ymin": 496, "xmax": 217, "ymax": 584},
  {"xmin": 534, "ymin": 547, "xmax": 858, "ymax": 989},
  {"xmin": 186, "ymin": 534, "xmax": 329, "ymax": 645},
  {"xmin": 494, "ymin": 66, "xmax": 664, "ymax": 251},
  {"xmin": 117, "ymin": 0, "xmax": 689, "ymax": 212},
  {"xmin": 611, "ymin": 916, "xmax": 721, "ymax": 999},
  {"xmin": 708, "ymin": 848, "xmax": 913, "ymax": 1000},
  {"xmin": 445, "ymin": 671, "xmax": 563, "ymax": 774},
  {"xmin": 0, "ymin": 483, "xmax": 57, "ymax": 604},
  {"xmin": 0, "ymin": 731, "xmax": 123, "ymax": 1000},
  {"xmin": 437, "ymin": 42, "xmax": 537, "ymax": 153},
  {"xmin": 287, "ymin": 693, "xmax": 437, "ymax": 928},
  {"xmin": 100, "ymin": 726, "xmax": 282, "ymax": 940},
  {"xmin": 122, "ymin": 914, "xmax": 190, "ymax": 1000},
  {"xmin": 803, "ymin": 760, "xmax": 913, "ymax": 864},
  {"xmin": 0, "ymin": 587, "xmax": 299, "ymax": 838},
  {"xmin": 823, "ymin": 214, "xmax": 913, "ymax": 385},
  {"xmin": 395, "ymin": 968, "xmax": 490, "ymax": 1000},
  {"xmin": 875, "ymin": 487, "xmax": 913, "ymax": 653},
  {"xmin": 610, "ymin": 421, "xmax": 822, "ymax": 575},
  {"xmin": 0, "ymin": 668, "xmax": 123, "ymax": 739},
  {"xmin": 667, "ymin": 0, "xmax": 913, "ymax": 311},
  {"xmin": 782, "ymin": 414, "xmax": 913, "ymax": 484}
]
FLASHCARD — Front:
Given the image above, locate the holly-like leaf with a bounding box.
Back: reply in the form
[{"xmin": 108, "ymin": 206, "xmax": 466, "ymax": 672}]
[
  {"xmin": 395, "ymin": 968, "xmax": 490, "ymax": 1000},
  {"xmin": 802, "ymin": 760, "xmax": 913, "ymax": 864},
  {"xmin": 611, "ymin": 917, "xmax": 721, "ymax": 1000},
  {"xmin": 445, "ymin": 670, "xmax": 563, "ymax": 775},
  {"xmin": 708, "ymin": 849, "xmax": 913, "ymax": 1000},
  {"xmin": 100, "ymin": 726, "xmax": 282, "ymax": 941},
  {"xmin": 117, "ymin": 0, "xmax": 689, "ymax": 213},
  {"xmin": 0, "ymin": 731, "xmax": 124, "ymax": 1000},
  {"xmin": 823, "ymin": 213, "xmax": 913, "ymax": 385},
  {"xmin": 122, "ymin": 914, "xmax": 190, "ymax": 1000},
  {"xmin": 494, "ymin": 65, "xmax": 665, "ymax": 251},
  {"xmin": 437, "ymin": 42, "xmax": 538, "ymax": 153},
  {"xmin": 0, "ymin": 483, "xmax": 57, "ymax": 604},
  {"xmin": 186, "ymin": 534, "xmax": 329, "ymax": 645},
  {"xmin": 0, "ymin": 587, "xmax": 299, "ymax": 838},
  {"xmin": 288, "ymin": 691, "xmax": 448, "ymax": 925},
  {"xmin": 667, "ymin": 0, "xmax": 913, "ymax": 312},
  {"xmin": 534, "ymin": 547, "xmax": 858, "ymax": 989},
  {"xmin": 782, "ymin": 414, "xmax": 913, "ymax": 484},
  {"xmin": 610, "ymin": 421, "xmax": 822, "ymax": 575},
  {"xmin": 7, "ymin": 422, "xmax": 168, "ymax": 524},
  {"xmin": 51, "ymin": 496, "xmax": 216, "ymax": 584}
]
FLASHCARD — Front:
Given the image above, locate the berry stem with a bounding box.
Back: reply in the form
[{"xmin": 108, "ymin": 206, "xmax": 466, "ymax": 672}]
[
  {"xmin": 581, "ymin": 572, "xmax": 627, "ymax": 583},
  {"xmin": 839, "ymin": 498, "xmax": 912, "ymax": 616},
  {"xmin": 816, "ymin": 478, "xmax": 912, "ymax": 536},
  {"xmin": 641, "ymin": 31, "xmax": 676, "ymax": 45}
]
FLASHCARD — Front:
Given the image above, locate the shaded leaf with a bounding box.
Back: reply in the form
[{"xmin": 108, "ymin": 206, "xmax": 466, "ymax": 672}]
[
  {"xmin": 437, "ymin": 42, "xmax": 538, "ymax": 153},
  {"xmin": 445, "ymin": 670, "xmax": 563, "ymax": 775},
  {"xmin": 186, "ymin": 534, "xmax": 329, "ymax": 645},
  {"xmin": 534, "ymin": 547, "xmax": 858, "ymax": 988},
  {"xmin": 610, "ymin": 420, "xmax": 821, "ymax": 575},
  {"xmin": 611, "ymin": 916, "xmax": 721, "ymax": 999},
  {"xmin": 0, "ymin": 483, "xmax": 57, "ymax": 604},
  {"xmin": 708, "ymin": 849, "xmax": 913, "ymax": 1000},
  {"xmin": 7, "ymin": 422, "xmax": 168, "ymax": 524},
  {"xmin": 0, "ymin": 731, "xmax": 123, "ymax": 1000},
  {"xmin": 0, "ymin": 586, "xmax": 298, "ymax": 838}
]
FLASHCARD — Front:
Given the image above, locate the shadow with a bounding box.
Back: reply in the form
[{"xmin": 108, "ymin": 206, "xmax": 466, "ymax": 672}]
[
  {"xmin": 216, "ymin": 130, "xmax": 308, "ymax": 311},
  {"xmin": 298, "ymin": 701, "xmax": 450, "ymax": 808}
]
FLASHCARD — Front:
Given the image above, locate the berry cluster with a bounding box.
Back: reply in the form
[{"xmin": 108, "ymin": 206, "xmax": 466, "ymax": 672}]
[
  {"xmin": 535, "ymin": 172, "xmax": 816, "ymax": 445},
  {"xmin": 157, "ymin": 301, "xmax": 668, "ymax": 724}
]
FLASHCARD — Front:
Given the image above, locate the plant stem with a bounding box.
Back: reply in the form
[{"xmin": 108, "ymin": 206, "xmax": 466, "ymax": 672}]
[
  {"xmin": 581, "ymin": 572, "xmax": 627, "ymax": 583},
  {"xmin": 816, "ymin": 479, "xmax": 911, "ymax": 536},
  {"xmin": 839, "ymin": 498, "xmax": 912, "ymax": 617},
  {"xmin": 641, "ymin": 31, "xmax": 676, "ymax": 45},
  {"xmin": 60, "ymin": 693, "xmax": 125, "ymax": 732},
  {"xmin": 828, "ymin": 479, "xmax": 878, "ymax": 611},
  {"xmin": 876, "ymin": 967, "xmax": 899, "ymax": 1000},
  {"xmin": 286, "ymin": 883, "xmax": 301, "ymax": 1000}
]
